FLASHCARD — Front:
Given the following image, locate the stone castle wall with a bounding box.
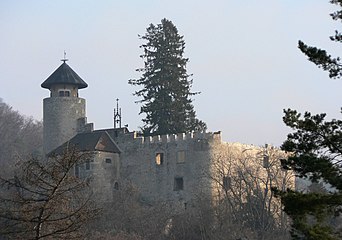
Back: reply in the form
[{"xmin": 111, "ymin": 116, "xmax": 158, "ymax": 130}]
[
  {"xmin": 115, "ymin": 131, "xmax": 222, "ymax": 209},
  {"xmin": 43, "ymin": 97, "xmax": 86, "ymax": 154},
  {"xmin": 76, "ymin": 151, "xmax": 120, "ymax": 202},
  {"xmin": 63, "ymin": 127, "xmax": 294, "ymax": 213}
]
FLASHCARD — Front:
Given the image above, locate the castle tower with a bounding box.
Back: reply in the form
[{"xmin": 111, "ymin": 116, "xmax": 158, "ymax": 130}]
[{"xmin": 41, "ymin": 60, "xmax": 88, "ymax": 154}]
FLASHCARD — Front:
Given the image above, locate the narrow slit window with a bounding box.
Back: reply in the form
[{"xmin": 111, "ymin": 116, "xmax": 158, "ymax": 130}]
[
  {"xmin": 223, "ymin": 176, "xmax": 231, "ymax": 190},
  {"xmin": 85, "ymin": 160, "xmax": 90, "ymax": 170},
  {"xmin": 74, "ymin": 164, "xmax": 80, "ymax": 177},
  {"xmin": 155, "ymin": 153, "xmax": 164, "ymax": 165},
  {"xmin": 263, "ymin": 155, "xmax": 269, "ymax": 168}
]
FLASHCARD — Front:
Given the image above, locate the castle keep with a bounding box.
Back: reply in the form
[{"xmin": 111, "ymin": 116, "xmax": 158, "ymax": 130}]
[{"xmin": 41, "ymin": 61, "xmax": 294, "ymax": 210}]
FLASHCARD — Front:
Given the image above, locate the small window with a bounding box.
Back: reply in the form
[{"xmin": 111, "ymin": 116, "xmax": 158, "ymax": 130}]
[
  {"xmin": 263, "ymin": 155, "xmax": 269, "ymax": 168},
  {"xmin": 174, "ymin": 177, "xmax": 184, "ymax": 191},
  {"xmin": 177, "ymin": 151, "xmax": 185, "ymax": 163},
  {"xmin": 155, "ymin": 153, "xmax": 164, "ymax": 165},
  {"xmin": 58, "ymin": 90, "xmax": 70, "ymax": 97},
  {"xmin": 85, "ymin": 160, "xmax": 90, "ymax": 170},
  {"xmin": 74, "ymin": 164, "xmax": 80, "ymax": 177},
  {"xmin": 105, "ymin": 158, "xmax": 112, "ymax": 164},
  {"xmin": 223, "ymin": 176, "xmax": 231, "ymax": 190},
  {"xmin": 114, "ymin": 182, "xmax": 119, "ymax": 190}
]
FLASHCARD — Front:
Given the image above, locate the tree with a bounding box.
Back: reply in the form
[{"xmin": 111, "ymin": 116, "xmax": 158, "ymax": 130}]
[
  {"xmin": 276, "ymin": 109, "xmax": 342, "ymax": 240},
  {"xmin": 88, "ymin": 181, "xmax": 175, "ymax": 240},
  {"xmin": 129, "ymin": 18, "xmax": 206, "ymax": 136},
  {"xmin": 298, "ymin": 0, "xmax": 342, "ymax": 79},
  {"xmin": 208, "ymin": 143, "xmax": 293, "ymax": 240},
  {"xmin": 275, "ymin": 1, "xmax": 342, "ymax": 239},
  {"xmin": 0, "ymin": 98, "xmax": 43, "ymax": 176},
  {"xmin": 0, "ymin": 148, "xmax": 100, "ymax": 240}
]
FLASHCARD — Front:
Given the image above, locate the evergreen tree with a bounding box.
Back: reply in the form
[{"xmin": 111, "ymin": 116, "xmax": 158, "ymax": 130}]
[
  {"xmin": 274, "ymin": 1, "xmax": 342, "ymax": 239},
  {"xmin": 129, "ymin": 18, "xmax": 206, "ymax": 136},
  {"xmin": 276, "ymin": 109, "xmax": 342, "ymax": 240}
]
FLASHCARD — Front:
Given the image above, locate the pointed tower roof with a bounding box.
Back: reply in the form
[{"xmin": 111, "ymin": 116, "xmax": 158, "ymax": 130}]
[{"xmin": 41, "ymin": 62, "xmax": 88, "ymax": 89}]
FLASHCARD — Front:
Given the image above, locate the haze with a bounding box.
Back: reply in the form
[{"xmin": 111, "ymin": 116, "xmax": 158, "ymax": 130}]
[{"xmin": 1, "ymin": 0, "xmax": 341, "ymax": 146}]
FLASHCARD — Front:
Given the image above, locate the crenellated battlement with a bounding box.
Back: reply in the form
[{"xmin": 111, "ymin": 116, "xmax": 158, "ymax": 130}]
[{"xmin": 118, "ymin": 130, "xmax": 222, "ymax": 145}]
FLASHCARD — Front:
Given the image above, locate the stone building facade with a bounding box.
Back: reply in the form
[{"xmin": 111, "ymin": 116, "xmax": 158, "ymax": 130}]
[{"xmin": 41, "ymin": 61, "xmax": 294, "ymax": 211}]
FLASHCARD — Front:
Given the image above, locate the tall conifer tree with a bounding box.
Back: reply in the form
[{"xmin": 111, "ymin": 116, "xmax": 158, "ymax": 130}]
[
  {"xmin": 274, "ymin": 1, "xmax": 342, "ymax": 239},
  {"xmin": 129, "ymin": 18, "xmax": 206, "ymax": 136}
]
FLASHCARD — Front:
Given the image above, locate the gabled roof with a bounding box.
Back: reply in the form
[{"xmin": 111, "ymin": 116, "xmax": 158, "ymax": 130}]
[
  {"xmin": 41, "ymin": 62, "xmax": 88, "ymax": 89},
  {"xmin": 49, "ymin": 131, "xmax": 121, "ymax": 155}
]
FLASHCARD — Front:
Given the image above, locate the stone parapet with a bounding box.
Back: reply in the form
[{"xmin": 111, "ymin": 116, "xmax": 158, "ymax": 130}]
[{"xmin": 117, "ymin": 131, "xmax": 222, "ymax": 146}]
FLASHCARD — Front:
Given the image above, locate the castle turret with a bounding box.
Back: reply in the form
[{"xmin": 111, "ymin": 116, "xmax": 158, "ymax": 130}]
[{"xmin": 42, "ymin": 60, "xmax": 88, "ymax": 154}]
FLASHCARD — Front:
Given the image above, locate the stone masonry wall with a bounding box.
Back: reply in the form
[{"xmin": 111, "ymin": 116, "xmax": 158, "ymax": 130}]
[
  {"xmin": 77, "ymin": 151, "xmax": 120, "ymax": 202},
  {"xmin": 43, "ymin": 97, "xmax": 86, "ymax": 154},
  {"xmin": 116, "ymin": 131, "xmax": 222, "ymax": 209}
]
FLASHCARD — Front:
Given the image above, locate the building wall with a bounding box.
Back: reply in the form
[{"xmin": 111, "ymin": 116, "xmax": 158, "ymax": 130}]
[
  {"xmin": 43, "ymin": 97, "xmax": 86, "ymax": 154},
  {"xmin": 76, "ymin": 151, "xmax": 120, "ymax": 202},
  {"xmin": 106, "ymin": 131, "xmax": 295, "ymax": 214},
  {"xmin": 49, "ymin": 84, "xmax": 79, "ymax": 98},
  {"xmin": 116, "ymin": 132, "xmax": 222, "ymax": 209}
]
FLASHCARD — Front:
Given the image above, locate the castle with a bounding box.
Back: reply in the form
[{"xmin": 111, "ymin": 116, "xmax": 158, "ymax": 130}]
[{"xmin": 41, "ymin": 60, "xmax": 294, "ymax": 211}]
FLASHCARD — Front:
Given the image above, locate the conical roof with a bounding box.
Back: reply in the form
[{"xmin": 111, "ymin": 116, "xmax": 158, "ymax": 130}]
[{"xmin": 41, "ymin": 62, "xmax": 88, "ymax": 89}]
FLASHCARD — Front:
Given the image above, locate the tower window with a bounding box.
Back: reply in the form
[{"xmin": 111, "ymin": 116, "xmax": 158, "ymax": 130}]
[
  {"xmin": 174, "ymin": 177, "xmax": 184, "ymax": 191},
  {"xmin": 155, "ymin": 153, "xmax": 164, "ymax": 165},
  {"xmin": 105, "ymin": 158, "xmax": 112, "ymax": 164},
  {"xmin": 59, "ymin": 90, "xmax": 70, "ymax": 97}
]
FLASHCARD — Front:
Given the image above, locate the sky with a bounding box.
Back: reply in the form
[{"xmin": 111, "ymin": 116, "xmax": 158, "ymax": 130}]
[{"xmin": 0, "ymin": 0, "xmax": 341, "ymax": 147}]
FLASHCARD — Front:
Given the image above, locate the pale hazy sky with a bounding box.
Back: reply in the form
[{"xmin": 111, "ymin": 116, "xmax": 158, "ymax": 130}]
[{"xmin": 1, "ymin": 0, "xmax": 341, "ymax": 146}]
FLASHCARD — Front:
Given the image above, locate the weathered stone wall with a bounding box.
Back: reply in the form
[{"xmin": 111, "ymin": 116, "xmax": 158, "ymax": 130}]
[
  {"xmin": 49, "ymin": 84, "xmax": 79, "ymax": 98},
  {"xmin": 77, "ymin": 151, "xmax": 120, "ymax": 202},
  {"xmin": 207, "ymin": 142, "xmax": 295, "ymax": 227},
  {"xmin": 116, "ymin": 132, "xmax": 222, "ymax": 209},
  {"xmin": 43, "ymin": 97, "xmax": 86, "ymax": 154}
]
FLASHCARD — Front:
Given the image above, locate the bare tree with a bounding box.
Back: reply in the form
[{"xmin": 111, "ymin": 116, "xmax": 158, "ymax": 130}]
[
  {"xmin": 0, "ymin": 98, "xmax": 42, "ymax": 176},
  {"xmin": 88, "ymin": 181, "xmax": 173, "ymax": 240},
  {"xmin": 206, "ymin": 143, "xmax": 294, "ymax": 239},
  {"xmin": 0, "ymin": 148, "xmax": 100, "ymax": 240}
]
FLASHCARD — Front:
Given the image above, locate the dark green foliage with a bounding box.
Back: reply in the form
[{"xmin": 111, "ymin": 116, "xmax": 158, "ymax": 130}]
[
  {"xmin": 129, "ymin": 18, "xmax": 206, "ymax": 136},
  {"xmin": 278, "ymin": 109, "xmax": 342, "ymax": 239},
  {"xmin": 298, "ymin": 0, "xmax": 342, "ymax": 79},
  {"xmin": 281, "ymin": 109, "xmax": 342, "ymax": 190},
  {"xmin": 276, "ymin": 2, "xmax": 342, "ymax": 239}
]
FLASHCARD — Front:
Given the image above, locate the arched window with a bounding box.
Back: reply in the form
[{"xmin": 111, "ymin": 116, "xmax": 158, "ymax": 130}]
[{"xmin": 114, "ymin": 182, "xmax": 119, "ymax": 190}]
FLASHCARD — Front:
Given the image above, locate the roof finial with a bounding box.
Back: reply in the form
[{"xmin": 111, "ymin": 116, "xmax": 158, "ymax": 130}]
[
  {"xmin": 114, "ymin": 98, "xmax": 122, "ymax": 129},
  {"xmin": 61, "ymin": 50, "xmax": 68, "ymax": 63}
]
